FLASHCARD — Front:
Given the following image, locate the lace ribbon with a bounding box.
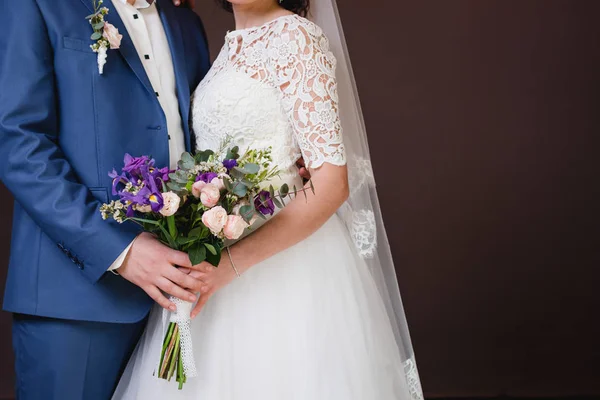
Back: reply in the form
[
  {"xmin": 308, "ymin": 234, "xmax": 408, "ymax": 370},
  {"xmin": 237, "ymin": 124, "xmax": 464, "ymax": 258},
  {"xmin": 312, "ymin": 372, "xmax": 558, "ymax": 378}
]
[{"xmin": 158, "ymin": 297, "xmax": 198, "ymax": 379}]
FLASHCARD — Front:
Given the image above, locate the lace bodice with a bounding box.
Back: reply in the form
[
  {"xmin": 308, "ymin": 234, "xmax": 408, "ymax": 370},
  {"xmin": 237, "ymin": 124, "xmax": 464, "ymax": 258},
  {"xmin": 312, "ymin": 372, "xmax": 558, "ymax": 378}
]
[{"xmin": 191, "ymin": 14, "xmax": 346, "ymax": 179}]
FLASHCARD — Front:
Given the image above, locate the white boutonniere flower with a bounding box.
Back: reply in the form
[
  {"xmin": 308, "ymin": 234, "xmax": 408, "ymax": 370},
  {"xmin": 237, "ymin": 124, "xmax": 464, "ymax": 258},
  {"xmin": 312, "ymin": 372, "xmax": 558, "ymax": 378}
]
[{"xmin": 86, "ymin": 0, "xmax": 122, "ymax": 74}]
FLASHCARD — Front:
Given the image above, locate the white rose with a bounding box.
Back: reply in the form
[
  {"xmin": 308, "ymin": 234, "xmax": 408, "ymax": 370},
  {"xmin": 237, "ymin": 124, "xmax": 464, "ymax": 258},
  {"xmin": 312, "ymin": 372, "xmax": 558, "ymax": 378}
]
[
  {"xmin": 103, "ymin": 22, "xmax": 123, "ymax": 50},
  {"xmin": 202, "ymin": 206, "xmax": 228, "ymax": 235},
  {"xmin": 223, "ymin": 215, "xmax": 248, "ymax": 240},
  {"xmin": 200, "ymin": 183, "xmax": 221, "ymax": 208},
  {"xmin": 159, "ymin": 192, "xmax": 180, "ymax": 217},
  {"xmin": 191, "ymin": 180, "xmax": 207, "ymax": 198},
  {"xmin": 134, "ymin": 204, "xmax": 152, "ymax": 213}
]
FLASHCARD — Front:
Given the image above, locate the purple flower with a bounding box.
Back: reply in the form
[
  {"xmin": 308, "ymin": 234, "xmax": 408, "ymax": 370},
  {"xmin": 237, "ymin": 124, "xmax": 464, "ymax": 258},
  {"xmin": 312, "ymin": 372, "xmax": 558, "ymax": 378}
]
[
  {"xmin": 120, "ymin": 185, "xmax": 164, "ymax": 213},
  {"xmin": 254, "ymin": 190, "xmax": 275, "ymax": 216},
  {"xmin": 108, "ymin": 169, "xmax": 130, "ymax": 196},
  {"xmin": 123, "ymin": 154, "xmax": 154, "ymax": 179},
  {"xmin": 151, "ymin": 166, "xmax": 171, "ymax": 183},
  {"xmin": 222, "ymin": 159, "xmax": 238, "ymax": 172},
  {"xmin": 196, "ymin": 172, "xmax": 218, "ymax": 183}
]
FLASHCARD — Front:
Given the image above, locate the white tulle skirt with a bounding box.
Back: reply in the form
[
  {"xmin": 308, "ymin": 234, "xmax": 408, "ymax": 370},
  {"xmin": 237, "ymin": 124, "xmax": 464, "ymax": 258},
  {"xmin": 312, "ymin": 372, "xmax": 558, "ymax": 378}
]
[{"xmin": 113, "ymin": 214, "xmax": 413, "ymax": 399}]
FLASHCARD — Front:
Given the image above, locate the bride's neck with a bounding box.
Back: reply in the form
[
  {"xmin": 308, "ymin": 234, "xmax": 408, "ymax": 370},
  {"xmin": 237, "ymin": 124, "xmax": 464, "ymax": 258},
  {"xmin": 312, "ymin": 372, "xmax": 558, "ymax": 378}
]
[{"xmin": 232, "ymin": 2, "xmax": 290, "ymax": 31}]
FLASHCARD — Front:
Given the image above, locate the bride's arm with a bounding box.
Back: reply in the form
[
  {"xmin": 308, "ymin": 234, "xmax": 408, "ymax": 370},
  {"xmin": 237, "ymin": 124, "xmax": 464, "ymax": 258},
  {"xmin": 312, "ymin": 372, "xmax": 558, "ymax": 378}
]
[
  {"xmin": 190, "ymin": 22, "xmax": 347, "ymax": 318},
  {"xmin": 190, "ymin": 163, "xmax": 348, "ymax": 318}
]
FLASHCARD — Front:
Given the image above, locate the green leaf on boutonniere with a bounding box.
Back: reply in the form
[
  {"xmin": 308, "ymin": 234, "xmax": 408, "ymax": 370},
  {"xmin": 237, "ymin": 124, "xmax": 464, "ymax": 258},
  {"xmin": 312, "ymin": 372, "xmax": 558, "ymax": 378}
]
[
  {"xmin": 93, "ymin": 22, "xmax": 105, "ymax": 30},
  {"xmin": 188, "ymin": 244, "xmax": 206, "ymax": 265},
  {"xmin": 91, "ymin": 32, "xmax": 102, "ymax": 40}
]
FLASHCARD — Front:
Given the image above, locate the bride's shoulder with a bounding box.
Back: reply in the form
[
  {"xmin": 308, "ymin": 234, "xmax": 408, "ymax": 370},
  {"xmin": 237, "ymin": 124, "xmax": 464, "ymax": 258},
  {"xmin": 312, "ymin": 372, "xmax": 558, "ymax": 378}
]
[{"xmin": 270, "ymin": 14, "xmax": 329, "ymax": 43}]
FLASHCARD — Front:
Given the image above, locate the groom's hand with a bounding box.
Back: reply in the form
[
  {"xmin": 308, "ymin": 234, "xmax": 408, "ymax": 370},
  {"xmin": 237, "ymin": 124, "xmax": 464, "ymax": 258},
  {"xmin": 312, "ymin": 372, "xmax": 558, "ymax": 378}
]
[{"xmin": 118, "ymin": 232, "xmax": 203, "ymax": 311}]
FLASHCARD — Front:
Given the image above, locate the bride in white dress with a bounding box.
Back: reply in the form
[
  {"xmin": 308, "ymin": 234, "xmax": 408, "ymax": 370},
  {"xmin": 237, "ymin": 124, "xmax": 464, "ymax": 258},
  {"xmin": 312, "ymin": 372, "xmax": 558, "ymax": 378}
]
[{"xmin": 114, "ymin": 0, "xmax": 423, "ymax": 399}]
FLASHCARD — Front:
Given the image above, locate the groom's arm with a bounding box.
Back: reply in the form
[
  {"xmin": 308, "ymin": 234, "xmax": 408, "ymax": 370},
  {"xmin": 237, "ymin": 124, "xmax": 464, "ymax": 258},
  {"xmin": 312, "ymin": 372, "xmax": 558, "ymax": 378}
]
[{"xmin": 0, "ymin": 0, "xmax": 141, "ymax": 283}]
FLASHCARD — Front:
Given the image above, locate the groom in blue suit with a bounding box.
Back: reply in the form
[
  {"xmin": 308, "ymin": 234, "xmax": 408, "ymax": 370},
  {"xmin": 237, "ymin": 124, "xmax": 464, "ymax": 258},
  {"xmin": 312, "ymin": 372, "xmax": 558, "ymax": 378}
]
[{"xmin": 0, "ymin": 0, "xmax": 210, "ymax": 398}]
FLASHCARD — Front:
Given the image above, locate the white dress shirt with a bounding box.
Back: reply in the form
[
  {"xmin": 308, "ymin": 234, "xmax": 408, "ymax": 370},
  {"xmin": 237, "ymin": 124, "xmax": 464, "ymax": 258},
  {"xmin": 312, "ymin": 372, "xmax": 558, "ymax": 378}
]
[{"xmin": 108, "ymin": 0, "xmax": 186, "ymax": 271}]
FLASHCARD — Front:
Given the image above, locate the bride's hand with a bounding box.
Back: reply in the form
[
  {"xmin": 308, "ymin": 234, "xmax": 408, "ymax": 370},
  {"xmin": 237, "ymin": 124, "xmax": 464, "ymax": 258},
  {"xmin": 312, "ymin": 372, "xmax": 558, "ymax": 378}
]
[{"xmin": 186, "ymin": 257, "xmax": 238, "ymax": 319}]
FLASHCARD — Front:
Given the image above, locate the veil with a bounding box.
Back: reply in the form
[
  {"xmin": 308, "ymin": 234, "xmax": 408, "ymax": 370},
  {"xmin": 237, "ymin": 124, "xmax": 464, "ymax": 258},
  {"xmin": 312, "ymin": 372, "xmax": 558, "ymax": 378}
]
[{"xmin": 309, "ymin": 1, "xmax": 424, "ymax": 397}]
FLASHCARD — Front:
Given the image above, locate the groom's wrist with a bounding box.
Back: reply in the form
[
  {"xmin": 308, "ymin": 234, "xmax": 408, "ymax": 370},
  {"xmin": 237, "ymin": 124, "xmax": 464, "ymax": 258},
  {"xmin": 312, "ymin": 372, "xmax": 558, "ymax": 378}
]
[{"xmin": 107, "ymin": 237, "xmax": 138, "ymax": 273}]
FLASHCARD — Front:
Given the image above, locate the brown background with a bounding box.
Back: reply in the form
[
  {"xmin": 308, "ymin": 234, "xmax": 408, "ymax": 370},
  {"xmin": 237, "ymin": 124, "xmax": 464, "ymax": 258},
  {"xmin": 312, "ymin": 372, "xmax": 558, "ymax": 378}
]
[{"xmin": 1, "ymin": 0, "xmax": 599, "ymax": 398}]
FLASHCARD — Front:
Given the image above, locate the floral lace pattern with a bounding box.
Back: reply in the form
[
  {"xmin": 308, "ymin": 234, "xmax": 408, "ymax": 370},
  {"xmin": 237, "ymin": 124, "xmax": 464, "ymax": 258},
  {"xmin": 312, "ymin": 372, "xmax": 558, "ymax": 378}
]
[
  {"xmin": 403, "ymin": 357, "xmax": 424, "ymax": 400},
  {"xmin": 191, "ymin": 14, "xmax": 346, "ymax": 172}
]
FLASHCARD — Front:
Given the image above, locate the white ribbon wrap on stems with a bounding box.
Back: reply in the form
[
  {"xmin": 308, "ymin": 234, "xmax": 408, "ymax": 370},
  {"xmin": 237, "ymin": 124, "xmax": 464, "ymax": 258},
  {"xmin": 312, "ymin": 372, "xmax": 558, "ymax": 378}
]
[{"xmin": 158, "ymin": 296, "xmax": 198, "ymax": 378}]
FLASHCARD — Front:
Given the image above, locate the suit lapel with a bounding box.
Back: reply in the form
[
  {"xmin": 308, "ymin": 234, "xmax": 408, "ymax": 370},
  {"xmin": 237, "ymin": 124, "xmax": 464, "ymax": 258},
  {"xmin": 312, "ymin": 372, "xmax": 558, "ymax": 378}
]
[
  {"xmin": 79, "ymin": 0, "xmax": 192, "ymax": 151},
  {"xmin": 156, "ymin": 0, "xmax": 192, "ymax": 151},
  {"xmin": 79, "ymin": 0, "xmax": 156, "ymax": 97}
]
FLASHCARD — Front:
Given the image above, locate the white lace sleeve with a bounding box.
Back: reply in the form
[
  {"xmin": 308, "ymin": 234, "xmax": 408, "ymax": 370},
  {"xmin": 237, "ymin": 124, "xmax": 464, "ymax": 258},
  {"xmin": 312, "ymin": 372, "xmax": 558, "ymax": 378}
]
[{"xmin": 270, "ymin": 20, "xmax": 347, "ymax": 169}]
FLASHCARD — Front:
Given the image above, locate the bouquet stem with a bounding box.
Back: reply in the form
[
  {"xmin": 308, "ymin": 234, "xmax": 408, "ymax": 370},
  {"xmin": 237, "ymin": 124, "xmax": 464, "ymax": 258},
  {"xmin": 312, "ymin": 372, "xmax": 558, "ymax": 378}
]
[{"xmin": 158, "ymin": 322, "xmax": 187, "ymax": 389}]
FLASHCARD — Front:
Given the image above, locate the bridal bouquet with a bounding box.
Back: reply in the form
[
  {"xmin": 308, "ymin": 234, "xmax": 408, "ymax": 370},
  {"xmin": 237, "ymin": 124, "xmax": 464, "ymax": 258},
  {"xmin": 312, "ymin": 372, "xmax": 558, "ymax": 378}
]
[{"xmin": 100, "ymin": 143, "xmax": 311, "ymax": 389}]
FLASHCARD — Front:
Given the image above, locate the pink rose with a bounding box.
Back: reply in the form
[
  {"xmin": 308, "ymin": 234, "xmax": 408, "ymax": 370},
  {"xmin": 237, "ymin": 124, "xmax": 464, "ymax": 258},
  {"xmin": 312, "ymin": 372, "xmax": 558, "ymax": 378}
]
[
  {"xmin": 210, "ymin": 173, "xmax": 227, "ymax": 191},
  {"xmin": 191, "ymin": 181, "xmax": 207, "ymax": 198},
  {"xmin": 159, "ymin": 191, "xmax": 180, "ymax": 217},
  {"xmin": 103, "ymin": 22, "xmax": 122, "ymax": 50},
  {"xmin": 202, "ymin": 206, "xmax": 228, "ymax": 235},
  {"xmin": 223, "ymin": 215, "xmax": 248, "ymax": 240},
  {"xmin": 200, "ymin": 183, "xmax": 220, "ymax": 208}
]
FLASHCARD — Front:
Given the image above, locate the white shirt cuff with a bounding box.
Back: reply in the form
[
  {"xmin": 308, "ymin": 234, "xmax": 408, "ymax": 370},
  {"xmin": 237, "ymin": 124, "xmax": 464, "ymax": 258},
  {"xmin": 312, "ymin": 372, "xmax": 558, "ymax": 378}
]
[{"xmin": 108, "ymin": 240, "xmax": 135, "ymax": 271}]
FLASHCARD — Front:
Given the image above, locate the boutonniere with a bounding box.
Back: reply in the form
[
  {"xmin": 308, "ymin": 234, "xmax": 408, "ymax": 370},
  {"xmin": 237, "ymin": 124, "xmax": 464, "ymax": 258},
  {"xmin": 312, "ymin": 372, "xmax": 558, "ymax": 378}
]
[{"xmin": 86, "ymin": 0, "xmax": 123, "ymax": 75}]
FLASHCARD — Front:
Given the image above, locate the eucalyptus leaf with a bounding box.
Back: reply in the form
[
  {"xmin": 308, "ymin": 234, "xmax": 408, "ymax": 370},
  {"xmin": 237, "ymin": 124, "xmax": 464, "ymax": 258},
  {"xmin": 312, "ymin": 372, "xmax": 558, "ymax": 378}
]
[
  {"xmin": 93, "ymin": 22, "xmax": 105, "ymax": 30},
  {"xmin": 240, "ymin": 205, "xmax": 254, "ymax": 223},
  {"xmin": 180, "ymin": 152, "xmax": 195, "ymax": 169},
  {"xmin": 194, "ymin": 150, "xmax": 214, "ymax": 163},
  {"xmin": 232, "ymin": 183, "xmax": 248, "ymax": 197},
  {"xmin": 225, "ymin": 146, "xmax": 240, "ymax": 160},
  {"xmin": 273, "ymin": 197, "xmax": 283, "ymax": 208},
  {"xmin": 280, "ymin": 183, "xmax": 289, "ymax": 197},
  {"xmin": 235, "ymin": 163, "xmax": 259, "ymax": 175},
  {"xmin": 91, "ymin": 32, "xmax": 102, "ymax": 41}
]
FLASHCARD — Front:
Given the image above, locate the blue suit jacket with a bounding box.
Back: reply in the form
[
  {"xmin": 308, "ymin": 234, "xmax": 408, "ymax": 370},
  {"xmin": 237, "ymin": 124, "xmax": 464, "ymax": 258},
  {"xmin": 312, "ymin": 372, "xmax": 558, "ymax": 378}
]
[{"xmin": 0, "ymin": 0, "xmax": 210, "ymax": 323}]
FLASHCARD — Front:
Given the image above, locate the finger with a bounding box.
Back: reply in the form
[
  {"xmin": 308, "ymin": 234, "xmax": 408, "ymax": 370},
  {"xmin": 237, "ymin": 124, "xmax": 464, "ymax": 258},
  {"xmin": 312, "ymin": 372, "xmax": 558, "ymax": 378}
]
[
  {"xmin": 165, "ymin": 267, "xmax": 205, "ymax": 292},
  {"xmin": 188, "ymin": 262, "xmax": 215, "ymax": 273},
  {"xmin": 191, "ymin": 293, "xmax": 211, "ymax": 319},
  {"xmin": 167, "ymin": 249, "xmax": 193, "ymax": 268},
  {"xmin": 156, "ymin": 277, "xmax": 197, "ymax": 303},
  {"xmin": 178, "ymin": 267, "xmax": 191, "ymax": 275},
  {"xmin": 172, "ymin": 0, "xmax": 181, "ymax": 5},
  {"xmin": 146, "ymin": 286, "xmax": 177, "ymax": 312}
]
